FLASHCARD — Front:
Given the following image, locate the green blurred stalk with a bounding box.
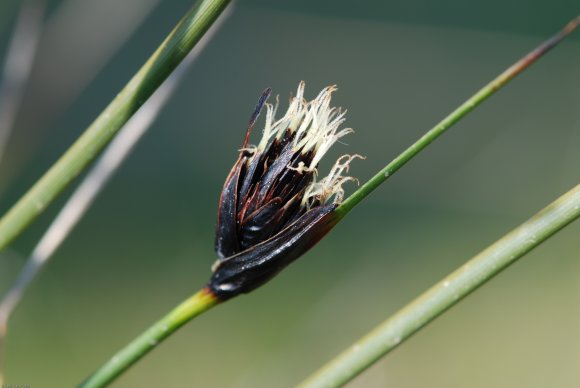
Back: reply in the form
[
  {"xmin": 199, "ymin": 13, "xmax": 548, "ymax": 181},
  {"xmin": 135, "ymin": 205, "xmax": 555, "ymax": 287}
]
[
  {"xmin": 0, "ymin": 1, "xmax": 20, "ymax": 30},
  {"xmin": 79, "ymin": 288, "xmax": 220, "ymax": 388},
  {"xmin": 337, "ymin": 15, "xmax": 580, "ymax": 216},
  {"xmin": 0, "ymin": 0, "xmax": 231, "ymax": 251},
  {"xmin": 301, "ymin": 183, "xmax": 580, "ymax": 388}
]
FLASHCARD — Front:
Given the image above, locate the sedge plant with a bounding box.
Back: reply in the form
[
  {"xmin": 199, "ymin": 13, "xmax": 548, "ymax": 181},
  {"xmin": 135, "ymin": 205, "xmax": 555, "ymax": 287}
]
[{"xmin": 78, "ymin": 16, "xmax": 580, "ymax": 388}]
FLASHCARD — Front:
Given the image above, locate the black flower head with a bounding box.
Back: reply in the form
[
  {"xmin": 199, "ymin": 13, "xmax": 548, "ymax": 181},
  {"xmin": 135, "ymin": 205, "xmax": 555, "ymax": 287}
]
[{"xmin": 208, "ymin": 82, "xmax": 362, "ymax": 300}]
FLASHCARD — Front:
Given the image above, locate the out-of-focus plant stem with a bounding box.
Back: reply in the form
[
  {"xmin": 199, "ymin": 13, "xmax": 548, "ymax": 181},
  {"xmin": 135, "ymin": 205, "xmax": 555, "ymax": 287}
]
[
  {"xmin": 0, "ymin": 3, "xmax": 233, "ymax": 383},
  {"xmin": 0, "ymin": 3, "xmax": 45, "ymax": 384},
  {"xmin": 300, "ymin": 183, "xmax": 580, "ymax": 388},
  {"xmin": 0, "ymin": 0, "xmax": 231, "ymax": 252},
  {"xmin": 0, "ymin": 4, "xmax": 233, "ymax": 384},
  {"xmin": 0, "ymin": 0, "xmax": 45, "ymax": 166}
]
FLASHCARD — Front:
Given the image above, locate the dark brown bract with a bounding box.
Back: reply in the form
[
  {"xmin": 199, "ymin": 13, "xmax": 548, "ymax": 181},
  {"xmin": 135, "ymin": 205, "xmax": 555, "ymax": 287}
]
[{"xmin": 209, "ymin": 82, "xmax": 361, "ymax": 300}]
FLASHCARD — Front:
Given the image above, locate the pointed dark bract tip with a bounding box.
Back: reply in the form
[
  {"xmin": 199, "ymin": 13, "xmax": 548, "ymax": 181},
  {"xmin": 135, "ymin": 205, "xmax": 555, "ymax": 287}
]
[
  {"xmin": 209, "ymin": 204, "xmax": 339, "ymax": 300},
  {"xmin": 242, "ymin": 87, "xmax": 272, "ymax": 148},
  {"xmin": 251, "ymin": 88, "xmax": 272, "ymax": 126}
]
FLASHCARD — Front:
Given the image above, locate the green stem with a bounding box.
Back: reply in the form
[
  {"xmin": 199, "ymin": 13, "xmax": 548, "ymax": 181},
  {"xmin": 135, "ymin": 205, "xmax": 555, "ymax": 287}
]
[
  {"xmin": 79, "ymin": 288, "xmax": 220, "ymax": 388},
  {"xmin": 300, "ymin": 183, "xmax": 580, "ymax": 388},
  {"xmin": 0, "ymin": 0, "xmax": 231, "ymax": 252},
  {"xmin": 336, "ymin": 15, "xmax": 580, "ymax": 217}
]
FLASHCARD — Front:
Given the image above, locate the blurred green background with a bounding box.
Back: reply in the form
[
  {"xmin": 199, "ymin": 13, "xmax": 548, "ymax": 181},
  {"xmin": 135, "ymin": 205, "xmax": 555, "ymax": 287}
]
[{"xmin": 0, "ymin": 1, "xmax": 579, "ymax": 387}]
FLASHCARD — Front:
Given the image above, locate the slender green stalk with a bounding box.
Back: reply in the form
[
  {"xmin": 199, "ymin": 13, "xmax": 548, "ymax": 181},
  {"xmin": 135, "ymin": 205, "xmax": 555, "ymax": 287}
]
[
  {"xmin": 336, "ymin": 15, "xmax": 580, "ymax": 217},
  {"xmin": 79, "ymin": 288, "xmax": 220, "ymax": 388},
  {"xmin": 300, "ymin": 183, "xmax": 580, "ymax": 388},
  {"xmin": 0, "ymin": 0, "xmax": 231, "ymax": 252}
]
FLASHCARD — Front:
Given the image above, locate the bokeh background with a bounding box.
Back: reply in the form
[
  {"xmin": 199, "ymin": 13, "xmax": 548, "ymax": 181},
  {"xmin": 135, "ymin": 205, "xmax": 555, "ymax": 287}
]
[{"xmin": 0, "ymin": 1, "xmax": 579, "ymax": 387}]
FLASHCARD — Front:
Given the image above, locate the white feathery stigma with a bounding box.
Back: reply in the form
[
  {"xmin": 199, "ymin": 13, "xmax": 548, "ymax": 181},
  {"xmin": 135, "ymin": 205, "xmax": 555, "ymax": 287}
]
[
  {"xmin": 302, "ymin": 154, "xmax": 365, "ymax": 207},
  {"xmin": 256, "ymin": 81, "xmax": 362, "ymax": 207}
]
